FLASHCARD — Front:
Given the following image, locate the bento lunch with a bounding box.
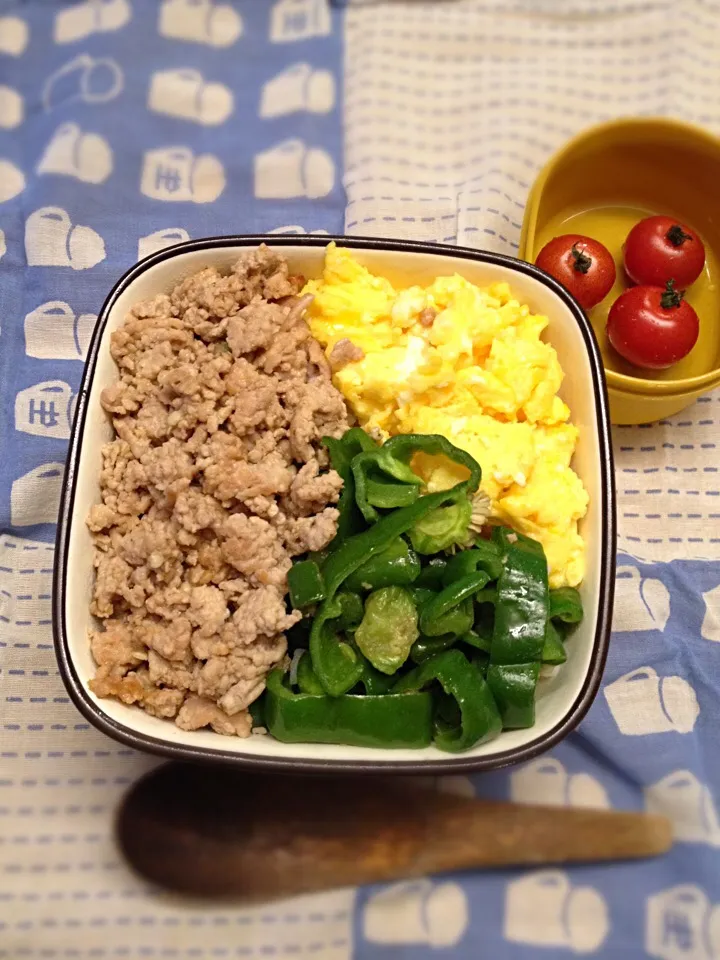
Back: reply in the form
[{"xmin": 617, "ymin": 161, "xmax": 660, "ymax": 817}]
[{"xmin": 86, "ymin": 243, "xmax": 587, "ymax": 752}]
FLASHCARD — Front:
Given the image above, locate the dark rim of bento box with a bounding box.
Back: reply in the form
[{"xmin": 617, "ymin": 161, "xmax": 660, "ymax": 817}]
[{"xmin": 53, "ymin": 234, "xmax": 616, "ymax": 775}]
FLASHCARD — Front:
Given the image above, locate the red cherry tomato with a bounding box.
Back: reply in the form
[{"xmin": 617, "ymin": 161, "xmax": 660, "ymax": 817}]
[
  {"xmin": 607, "ymin": 281, "xmax": 699, "ymax": 370},
  {"xmin": 535, "ymin": 234, "xmax": 616, "ymax": 310},
  {"xmin": 624, "ymin": 215, "xmax": 705, "ymax": 288}
]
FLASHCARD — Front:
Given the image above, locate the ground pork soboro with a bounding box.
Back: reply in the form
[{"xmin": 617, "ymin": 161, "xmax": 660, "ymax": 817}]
[{"xmin": 88, "ymin": 246, "xmax": 349, "ymax": 736}]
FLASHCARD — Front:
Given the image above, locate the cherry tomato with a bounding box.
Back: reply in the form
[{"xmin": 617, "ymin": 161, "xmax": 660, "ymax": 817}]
[
  {"xmin": 624, "ymin": 215, "xmax": 705, "ymax": 288},
  {"xmin": 535, "ymin": 234, "xmax": 616, "ymax": 310},
  {"xmin": 607, "ymin": 281, "xmax": 699, "ymax": 370}
]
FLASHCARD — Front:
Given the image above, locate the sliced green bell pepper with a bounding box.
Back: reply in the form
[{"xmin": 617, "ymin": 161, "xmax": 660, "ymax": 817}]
[
  {"xmin": 335, "ymin": 589, "xmax": 365, "ymax": 633},
  {"xmin": 351, "ymin": 447, "xmax": 423, "ymax": 523},
  {"xmin": 393, "ymin": 649, "xmax": 502, "ymax": 752},
  {"xmin": 460, "ymin": 627, "xmax": 492, "ymax": 654},
  {"xmin": 296, "ymin": 650, "xmax": 325, "ymax": 695},
  {"xmin": 486, "ymin": 662, "xmax": 541, "ymax": 729},
  {"xmin": 416, "ymin": 557, "xmax": 448, "ymax": 589},
  {"xmin": 541, "ymin": 620, "xmax": 567, "ymax": 665},
  {"xmin": 288, "ymin": 559, "xmax": 326, "ymax": 609},
  {"xmin": 549, "ymin": 587, "xmax": 584, "ymax": 627},
  {"xmin": 475, "ymin": 586, "xmax": 498, "ymax": 605},
  {"xmin": 344, "ymin": 537, "xmax": 421, "ymax": 592},
  {"xmin": 265, "ymin": 669, "xmax": 433, "ymax": 748},
  {"xmin": 473, "ymin": 601, "xmax": 495, "ymax": 647},
  {"xmin": 322, "ymin": 429, "xmax": 375, "ymax": 545},
  {"xmin": 410, "ymin": 632, "xmax": 457, "ymax": 664},
  {"xmin": 309, "ymin": 596, "xmax": 364, "ymax": 696},
  {"xmin": 408, "ymin": 586, "xmax": 436, "ymax": 609},
  {"xmin": 383, "ymin": 434, "xmax": 482, "ymax": 494},
  {"xmin": 419, "ymin": 571, "xmax": 490, "ymax": 637},
  {"xmin": 353, "ymin": 656, "xmax": 396, "ymax": 695},
  {"xmin": 490, "ymin": 532, "xmax": 549, "ymax": 665},
  {"xmin": 441, "ymin": 541, "xmax": 503, "ymax": 586},
  {"xmin": 420, "ymin": 598, "xmax": 474, "ymax": 639},
  {"xmin": 355, "ymin": 586, "xmax": 419, "ymax": 674},
  {"xmin": 321, "ymin": 481, "xmax": 471, "ymax": 602}
]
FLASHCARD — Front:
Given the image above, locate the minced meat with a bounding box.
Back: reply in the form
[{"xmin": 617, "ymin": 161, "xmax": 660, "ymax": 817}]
[{"xmin": 88, "ymin": 245, "xmax": 349, "ymax": 736}]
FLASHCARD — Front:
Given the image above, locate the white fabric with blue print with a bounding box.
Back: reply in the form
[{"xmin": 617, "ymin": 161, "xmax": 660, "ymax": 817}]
[{"xmin": 1, "ymin": 0, "xmax": 719, "ymax": 956}]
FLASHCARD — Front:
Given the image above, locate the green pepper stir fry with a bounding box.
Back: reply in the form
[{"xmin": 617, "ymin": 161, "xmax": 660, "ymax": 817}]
[{"xmin": 257, "ymin": 429, "xmax": 585, "ymax": 752}]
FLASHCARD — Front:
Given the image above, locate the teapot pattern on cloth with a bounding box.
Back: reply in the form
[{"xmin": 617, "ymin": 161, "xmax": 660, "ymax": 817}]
[
  {"xmin": 0, "ymin": 84, "xmax": 24, "ymax": 129},
  {"xmin": 14, "ymin": 381, "xmax": 75, "ymax": 440},
  {"xmin": 137, "ymin": 227, "xmax": 191, "ymax": 260},
  {"xmin": 42, "ymin": 53, "xmax": 124, "ymax": 110},
  {"xmin": 363, "ymin": 880, "xmax": 468, "ymax": 948},
  {"xmin": 646, "ymin": 885, "xmax": 720, "ymax": 960},
  {"xmin": 1, "ymin": 3, "xmax": 719, "ymax": 959},
  {"xmin": 0, "ymin": 15, "xmax": 29, "ymax": 56},
  {"xmin": 510, "ymin": 757, "xmax": 611, "ymax": 809},
  {"xmin": 504, "ymin": 870, "xmax": 610, "ymax": 954},
  {"xmin": 646, "ymin": 772, "xmax": 720, "ymax": 848},
  {"xmin": 614, "ymin": 564, "xmax": 672, "ymax": 632},
  {"xmin": 148, "ymin": 69, "xmax": 234, "ymax": 125},
  {"xmin": 24, "ymin": 207, "xmax": 106, "ymax": 269},
  {"xmin": 158, "ymin": 0, "xmax": 243, "ymax": 47},
  {"xmin": 604, "ymin": 667, "xmax": 700, "ymax": 736},
  {"xmin": 54, "ymin": 0, "xmax": 132, "ymax": 45},
  {"xmin": 36, "ymin": 123, "xmax": 113, "ymax": 183}
]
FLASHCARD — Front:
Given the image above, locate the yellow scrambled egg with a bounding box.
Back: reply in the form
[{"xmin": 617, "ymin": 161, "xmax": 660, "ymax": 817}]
[{"xmin": 304, "ymin": 244, "xmax": 589, "ymax": 588}]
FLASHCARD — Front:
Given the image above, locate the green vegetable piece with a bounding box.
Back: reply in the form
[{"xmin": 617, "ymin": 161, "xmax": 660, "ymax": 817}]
[
  {"xmin": 383, "ymin": 434, "xmax": 482, "ymax": 494},
  {"xmin": 475, "ymin": 586, "xmax": 498, "ymax": 605},
  {"xmin": 296, "ymin": 651, "xmax": 325, "ymax": 695},
  {"xmin": 393, "ymin": 649, "xmax": 502, "ymax": 752},
  {"xmin": 288, "ymin": 560, "xmax": 326, "ymax": 609},
  {"xmin": 321, "ymin": 481, "xmax": 471, "ymax": 602},
  {"xmin": 416, "ymin": 558, "xmax": 448, "ymax": 589},
  {"xmin": 460, "ymin": 628, "xmax": 492, "ymax": 654},
  {"xmin": 473, "ymin": 600, "xmax": 495, "ymax": 645},
  {"xmin": 265, "ymin": 669, "xmax": 433, "ymax": 748},
  {"xmin": 541, "ymin": 620, "xmax": 567, "ymax": 665},
  {"xmin": 408, "ymin": 496, "xmax": 472, "ymax": 555},
  {"xmin": 353, "ymin": 651, "xmax": 396, "ymax": 695},
  {"xmin": 408, "ymin": 586, "xmax": 436, "ymax": 609},
  {"xmin": 421, "ymin": 598, "xmax": 474, "ymax": 639},
  {"xmin": 442, "ymin": 541, "xmax": 503, "ymax": 586},
  {"xmin": 336, "ymin": 590, "xmax": 365, "ymax": 632},
  {"xmin": 420, "ymin": 572, "xmax": 490, "ymax": 636},
  {"xmin": 355, "ymin": 586, "xmax": 419, "ymax": 675},
  {"xmin": 249, "ymin": 694, "xmax": 266, "ymax": 728},
  {"xmin": 365, "ymin": 478, "xmax": 419, "ymax": 511},
  {"xmin": 491, "ymin": 534, "xmax": 549, "ymax": 665},
  {"xmin": 350, "ymin": 429, "xmax": 481, "ymax": 526},
  {"xmin": 486, "ymin": 662, "xmax": 541, "ymax": 729},
  {"xmin": 344, "ymin": 538, "xmax": 421, "ymax": 592},
  {"xmin": 468, "ymin": 649, "xmax": 490, "ymax": 677},
  {"xmin": 309, "ymin": 597, "xmax": 364, "ymax": 697},
  {"xmin": 352, "ymin": 448, "xmax": 423, "ymax": 523},
  {"xmin": 549, "ymin": 587, "xmax": 584, "ymax": 626},
  {"xmin": 410, "ymin": 633, "xmax": 457, "ymax": 664},
  {"xmin": 340, "ymin": 427, "xmax": 379, "ymax": 458},
  {"xmin": 322, "ymin": 431, "xmax": 372, "ymax": 546}
]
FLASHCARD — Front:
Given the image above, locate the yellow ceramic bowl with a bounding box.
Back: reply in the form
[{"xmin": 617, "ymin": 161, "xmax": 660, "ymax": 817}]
[{"xmin": 520, "ymin": 117, "xmax": 720, "ymax": 424}]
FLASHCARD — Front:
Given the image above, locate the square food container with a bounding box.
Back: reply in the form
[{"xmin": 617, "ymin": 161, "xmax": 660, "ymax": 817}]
[{"xmin": 53, "ymin": 236, "xmax": 616, "ymax": 773}]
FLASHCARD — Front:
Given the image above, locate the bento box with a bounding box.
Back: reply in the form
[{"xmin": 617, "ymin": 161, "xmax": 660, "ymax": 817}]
[{"xmin": 53, "ymin": 236, "xmax": 615, "ymax": 773}]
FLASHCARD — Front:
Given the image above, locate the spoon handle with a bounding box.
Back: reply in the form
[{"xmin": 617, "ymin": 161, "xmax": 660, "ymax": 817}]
[{"xmin": 118, "ymin": 763, "xmax": 671, "ymax": 901}]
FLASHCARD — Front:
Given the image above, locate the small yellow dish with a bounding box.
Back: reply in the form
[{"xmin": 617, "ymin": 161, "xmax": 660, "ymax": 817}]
[{"xmin": 520, "ymin": 117, "xmax": 720, "ymax": 424}]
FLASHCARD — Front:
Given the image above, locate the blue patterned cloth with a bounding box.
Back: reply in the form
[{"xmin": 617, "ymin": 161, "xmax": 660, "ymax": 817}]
[{"xmin": 2, "ymin": 2, "xmax": 720, "ymax": 958}]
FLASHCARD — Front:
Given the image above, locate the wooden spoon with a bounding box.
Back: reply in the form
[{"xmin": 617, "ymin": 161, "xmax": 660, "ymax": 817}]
[{"xmin": 117, "ymin": 763, "xmax": 671, "ymax": 902}]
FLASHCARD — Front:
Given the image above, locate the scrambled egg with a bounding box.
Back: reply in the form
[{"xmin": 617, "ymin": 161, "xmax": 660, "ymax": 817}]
[{"xmin": 304, "ymin": 244, "xmax": 589, "ymax": 588}]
